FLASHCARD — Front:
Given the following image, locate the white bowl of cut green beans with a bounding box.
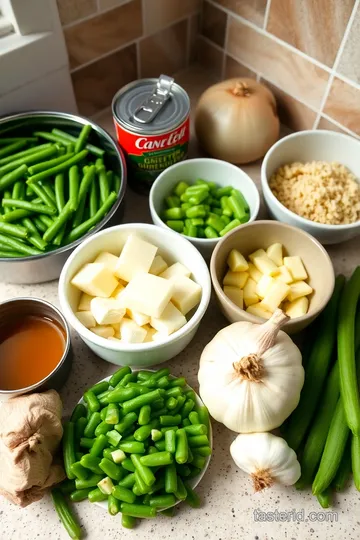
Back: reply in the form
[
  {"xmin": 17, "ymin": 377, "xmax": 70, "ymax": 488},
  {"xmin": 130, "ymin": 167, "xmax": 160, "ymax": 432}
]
[
  {"xmin": 59, "ymin": 367, "xmax": 212, "ymax": 531},
  {"xmin": 0, "ymin": 111, "xmax": 126, "ymax": 283},
  {"xmin": 150, "ymin": 158, "xmax": 260, "ymax": 259}
]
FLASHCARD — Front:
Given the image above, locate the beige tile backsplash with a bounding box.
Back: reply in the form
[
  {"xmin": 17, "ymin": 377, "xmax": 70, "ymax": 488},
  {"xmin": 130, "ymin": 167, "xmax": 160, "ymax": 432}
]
[
  {"xmin": 197, "ymin": 0, "xmax": 360, "ymax": 138},
  {"xmin": 58, "ymin": 0, "xmax": 201, "ymax": 115},
  {"xmin": 57, "ymin": 0, "xmax": 359, "ymax": 138}
]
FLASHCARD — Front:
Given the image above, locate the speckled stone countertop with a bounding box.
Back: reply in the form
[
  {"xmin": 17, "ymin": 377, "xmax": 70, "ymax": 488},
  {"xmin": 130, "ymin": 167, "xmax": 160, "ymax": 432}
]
[{"xmin": 1, "ymin": 67, "xmax": 360, "ymax": 540}]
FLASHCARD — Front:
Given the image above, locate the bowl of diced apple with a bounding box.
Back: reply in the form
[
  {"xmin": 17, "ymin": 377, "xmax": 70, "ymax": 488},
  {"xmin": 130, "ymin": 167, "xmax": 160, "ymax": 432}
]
[
  {"xmin": 210, "ymin": 220, "xmax": 335, "ymax": 334},
  {"xmin": 58, "ymin": 223, "xmax": 211, "ymax": 366}
]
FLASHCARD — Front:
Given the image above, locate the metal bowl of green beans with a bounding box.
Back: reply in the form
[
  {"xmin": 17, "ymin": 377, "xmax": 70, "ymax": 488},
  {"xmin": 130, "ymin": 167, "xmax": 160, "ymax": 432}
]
[
  {"xmin": 0, "ymin": 111, "xmax": 127, "ymax": 283},
  {"xmin": 68, "ymin": 367, "xmax": 212, "ymax": 522}
]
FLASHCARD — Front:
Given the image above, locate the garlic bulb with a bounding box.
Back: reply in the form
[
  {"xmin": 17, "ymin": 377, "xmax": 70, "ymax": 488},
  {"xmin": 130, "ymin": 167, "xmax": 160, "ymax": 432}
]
[
  {"xmin": 230, "ymin": 432, "xmax": 301, "ymax": 491},
  {"xmin": 198, "ymin": 309, "xmax": 304, "ymax": 433},
  {"xmin": 195, "ymin": 78, "xmax": 279, "ymax": 164}
]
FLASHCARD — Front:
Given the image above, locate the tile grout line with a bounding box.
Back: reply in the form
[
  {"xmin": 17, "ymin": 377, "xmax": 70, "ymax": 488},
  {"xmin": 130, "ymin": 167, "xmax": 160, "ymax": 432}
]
[
  {"xmin": 205, "ymin": 0, "xmax": 332, "ymax": 74},
  {"xmin": 206, "ymin": 0, "xmax": 360, "ymax": 93},
  {"xmin": 320, "ymin": 113, "xmax": 359, "ymax": 138},
  {"xmin": 63, "ymin": 3, "xmax": 122, "ymax": 29},
  {"xmin": 69, "ymin": 14, "xmax": 195, "ymax": 75},
  {"xmin": 221, "ymin": 11, "xmax": 230, "ymax": 79},
  {"xmin": 313, "ymin": 0, "xmax": 359, "ymax": 129},
  {"xmin": 262, "ymin": 0, "xmax": 272, "ymax": 30},
  {"xmin": 70, "ymin": 38, "xmax": 139, "ymax": 74}
]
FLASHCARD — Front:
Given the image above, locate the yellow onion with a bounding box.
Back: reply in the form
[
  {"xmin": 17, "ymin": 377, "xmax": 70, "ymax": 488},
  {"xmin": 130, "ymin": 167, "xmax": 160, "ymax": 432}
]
[{"xmin": 195, "ymin": 78, "xmax": 280, "ymax": 164}]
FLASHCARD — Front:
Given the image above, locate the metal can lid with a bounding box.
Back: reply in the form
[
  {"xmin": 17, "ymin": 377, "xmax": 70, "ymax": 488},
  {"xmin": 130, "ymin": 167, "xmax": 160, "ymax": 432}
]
[{"xmin": 112, "ymin": 75, "xmax": 190, "ymax": 135}]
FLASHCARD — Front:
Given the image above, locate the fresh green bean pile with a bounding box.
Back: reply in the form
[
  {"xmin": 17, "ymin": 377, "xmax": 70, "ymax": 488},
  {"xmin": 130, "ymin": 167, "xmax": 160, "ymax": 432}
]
[
  {"xmin": 0, "ymin": 126, "xmax": 121, "ymax": 257},
  {"xmin": 161, "ymin": 179, "xmax": 250, "ymax": 239},
  {"xmin": 57, "ymin": 367, "xmax": 211, "ymax": 537}
]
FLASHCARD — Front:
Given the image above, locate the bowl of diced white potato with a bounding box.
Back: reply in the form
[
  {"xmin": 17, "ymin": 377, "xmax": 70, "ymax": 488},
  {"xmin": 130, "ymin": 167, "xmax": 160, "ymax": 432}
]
[
  {"xmin": 58, "ymin": 223, "xmax": 211, "ymax": 366},
  {"xmin": 210, "ymin": 220, "xmax": 335, "ymax": 333}
]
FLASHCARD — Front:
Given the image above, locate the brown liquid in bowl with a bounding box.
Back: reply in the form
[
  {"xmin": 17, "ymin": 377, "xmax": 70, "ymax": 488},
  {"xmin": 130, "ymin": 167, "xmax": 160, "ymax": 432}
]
[{"xmin": 0, "ymin": 315, "xmax": 66, "ymax": 390}]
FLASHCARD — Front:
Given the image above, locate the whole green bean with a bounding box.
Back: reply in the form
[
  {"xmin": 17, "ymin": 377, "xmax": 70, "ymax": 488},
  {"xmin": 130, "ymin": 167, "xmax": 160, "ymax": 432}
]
[
  {"xmin": 119, "ymin": 441, "xmax": 145, "ymax": 454},
  {"xmin": 149, "ymin": 494, "xmax": 176, "ymax": 508},
  {"xmin": 334, "ymin": 439, "xmax": 352, "ymax": 492},
  {"xmin": 338, "ymin": 267, "xmax": 360, "ymax": 435},
  {"xmin": 73, "ymin": 166, "xmax": 95, "ymax": 227},
  {"xmin": 0, "ymin": 221, "xmax": 27, "ymax": 239},
  {"xmin": 0, "ymin": 147, "xmax": 57, "ymax": 177},
  {"xmin": 80, "ymin": 438, "xmax": 95, "ymax": 449},
  {"xmin": 285, "ymin": 276, "xmax": 345, "ymax": 451},
  {"xmin": 51, "ymin": 489, "xmax": 82, "ymax": 539},
  {"xmin": 0, "ymin": 164, "xmax": 27, "ymax": 191},
  {"xmin": 0, "ymin": 144, "xmax": 52, "ymax": 166},
  {"xmin": 71, "ymin": 404, "xmax": 87, "ymax": 425},
  {"xmin": 33, "ymin": 217, "xmax": 47, "ymax": 233},
  {"xmin": 164, "ymin": 463, "xmax": 177, "ymax": 494},
  {"xmin": 131, "ymin": 454, "xmax": 156, "ymax": 487},
  {"xmin": 0, "ymin": 140, "xmax": 27, "ymax": 159},
  {"xmin": 0, "ymin": 250, "xmax": 23, "ymax": 258},
  {"xmin": 174, "ymin": 476, "xmax": 187, "ymax": 500},
  {"xmin": 99, "ymin": 458, "xmax": 123, "ymax": 481},
  {"xmin": 52, "ymin": 128, "xmax": 105, "ymax": 157},
  {"xmin": 115, "ymin": 412, "xmax": 138, "ymax": 434},
  {"xmin": 34, "ymin": 131, "xmax": 72, "ymax": 145},
  {"xmin": 111, "ymin": 485, "xmax": 136, "ymax": 504},
  {"xmin": 27, "ymin": 235, "xmax": 46, "ymax": 251},
  {"xmin": 118, "ymin": 473, "xmax": 136, "ymax": 489},
  {"xmin": 0, "ymin": 137, "xmax": 38, "ymax": 145},
  {"xmin": 80, "ymin": 454, "xmax": 103, "ymax": 475},
  {"xmin": 108, "ymin": 494, "xmax": 120, "ymax": 516},
  {"xmin": 184, "ymin": 424, "xmax": 207, "ymax": 437},
  {"xmin": 165, "ymin": 430, "xmax": 176, "ymax": 453},
  {"xmin": 75, "ymin": 124, "xmax": 92, "ymax": 153},
  {"xmin": 0, "ymin": 233, "xmax": 41, "ymax": 256},
  {"xmin": 2, "ymin": 198, "xmax": 56, "ymax": 215},
  {"xmin": 108, "ymin": 387, "xmax": 139, "ymax": 403},
  {"xmin": 26, "ymin": 182, "xmax": 57, "ymax": 210},
  {"xmin": 28, "ymin": 153, "xmax": 74, "ymax": 175},
  {"xmin": 89, "ymin": 179, "xmax": 98, "ymax": 217},
  {"xmin": 66, "ymin": 191, "xmax": 117, "ymax": 243},
  {"xmin": 55, "ymin": 173, "xmax": 65, "ymax": 212},
  {"xmin": 27, "ymin": 150, "xmax": 88, "ymax": 184},
  {"xmin": 94, "ymin": 421, "xmax": 112, "ymax": 437},
  {"xmin": 114, "ymin": 174, "xmax": 121, "ymax": 193},
  {"xmin": 90, "ymin": 434, "xmax": 108, "ymax": 457},
  {"xmin": 105, "ymin": 403, "xmax": 120, "ymax": 425},
  {"xmin": 75, "ymin": 417, "xmax": 88, "ymax": 441},
  {"xmin": 63, "ymin": 422, "xmax": 77, "ymax": 480},
  {"xmin": 316, "ymin": 488, "xmax": 332, "ymax": 509},
  {"xmin": 43, "ymin": 201, "xmax": 74, "ymax": 243},
  {"xmin": 121, "ymin": 458, "xmax": 136, "ymax": 473}
]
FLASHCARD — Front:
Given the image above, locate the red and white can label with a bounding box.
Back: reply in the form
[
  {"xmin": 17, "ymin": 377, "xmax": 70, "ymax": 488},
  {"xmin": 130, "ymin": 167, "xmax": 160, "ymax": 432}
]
[{"xmin": 114, "ymin": 117, "xmax": 190, "ymax": 188}]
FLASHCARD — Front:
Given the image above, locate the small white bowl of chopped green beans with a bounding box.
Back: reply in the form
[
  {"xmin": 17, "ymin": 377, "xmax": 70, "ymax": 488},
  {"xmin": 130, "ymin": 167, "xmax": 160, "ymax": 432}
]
[
  {"xmin": 65, "ymin": 367, "xmax": 212, "ymax": 525},
  {"xmin": 149, "ymin": 158, "xmax": 260, "ymax": 258}
]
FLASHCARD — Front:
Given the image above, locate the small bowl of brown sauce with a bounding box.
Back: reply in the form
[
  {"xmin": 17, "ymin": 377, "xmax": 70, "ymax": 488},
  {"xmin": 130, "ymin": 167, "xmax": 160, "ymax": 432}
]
[{"xmin": 0, "ymin": 297, "xmax": 72, "ymax": 401}]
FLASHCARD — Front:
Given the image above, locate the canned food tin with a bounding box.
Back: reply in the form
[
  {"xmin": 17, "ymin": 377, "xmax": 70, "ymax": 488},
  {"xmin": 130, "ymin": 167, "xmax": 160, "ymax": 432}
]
[{"xmin": 112, "ymin": 75, "xmax": 190, "ymax": 193}]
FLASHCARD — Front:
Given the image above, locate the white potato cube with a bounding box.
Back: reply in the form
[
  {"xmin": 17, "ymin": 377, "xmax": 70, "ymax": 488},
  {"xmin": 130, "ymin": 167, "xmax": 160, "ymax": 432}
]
[
  {"xmin": 149, "ymin": 255, "xmax": 168, "ymax": 276},
  {"xmin": 112, "ymin": 283, "xmax": 126, "ymax": 301},
  {"xmin": 224, "ymin": 286, "xmax": 243, "ymax": 309},
  {"xmin": 76, "ymin": 311, "xmax": 96, "ymax": 328},
  {"xmin": 94, "ymin": 252, "xmax": 119, "ymax": 274},
  {"xmin": 287, "ymin": 281, "xmax": 313, "ymax": 302},
  {"xmin": 126, "ymin": 308, "xmax": 150, "ymax": 326},
  {"xmin": 118, "ymin": 273, "xmax": 174, "ymax": 318},
  {"xmin": 284, "ymin": 297, "xmax": 309, "ymax": 318},
  {"xmin": 150, "ymin": 302, "xmax": 187, "ymax": 335},
  {"xmin": 223, "ymin": 270, "xmax": 248, "ymax": 289},
  {"xmin": 253, "ymin": 253, "xmax": 279, "ymax": 276},
  {"xmin": 256, "ymin": 275, "xmax": 276, "ymax": 299},
  {"xmin": 143, "ymin": 325, "xmax": 158, "ymax": 342},
  {"xmin": 90, "ymin": 297, "xmax": 126, "ymax": 325},
  {"xmin": 249, "ymin": 249, "xmax": 266, "ymax": 262},
  {"xmin": 91, "ymin": 325, "xmax": 115, "ymax": 338},
  {"xmin": 246, "ymin": 303, "xmax": 273, "ymax": 320},
  {"xmin": 71, "ymin": 263, "xmax": 118, "ymax": 297},
  {"xmin": 171, "ymin": 277, "xmax": 202, "ymax": 315},
  {"xmin": 152, "ymin": 331, "xmax": 168, "ymax": 342},
  {"xmin": 243, "ymin": 278, "xmax": 259, "ymax": 307},
  {"xmin": 159, "ymin": 262, "xmax": 191, "ymax": 280},
  {"xmin": 115, "ymin": 234, "xmax": 157, "ymax": 282},
  {"xmin": 260, "ymin": 281, "xmax": 290, "ymax": 312},
  {"xmin": 248, "ymin": 263, "xmax": 263, "ymax": 283},
  {"xmin": 119, "ymin": 318, "xmax": 147, "ymax": 343},
  {"xmin": 284, "ymin": 256, "xmax": 308, "ymax": 281},
  {"xmin": 266, "ymin": 243, "xmax": 283, "ymax": 266},
  {"xmin": 78, "ymin": 293, "xmax": 94, "ymax": 311},
  {"xmin": 276, "ymin": 265, "xmax": 293, "ymax": 284},
  {"xmin": 227, "ymin": 249, "xmax": 249, "ymax": 272}
]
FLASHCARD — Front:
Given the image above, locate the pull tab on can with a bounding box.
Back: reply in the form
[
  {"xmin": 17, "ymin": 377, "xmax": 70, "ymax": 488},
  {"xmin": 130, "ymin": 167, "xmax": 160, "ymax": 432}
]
[{"xmin": 132, "ymin": 74, "xmax": 174, "ymax": 124}]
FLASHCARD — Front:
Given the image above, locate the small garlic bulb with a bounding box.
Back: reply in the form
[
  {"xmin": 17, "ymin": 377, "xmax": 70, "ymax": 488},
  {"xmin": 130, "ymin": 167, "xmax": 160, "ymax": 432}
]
[{"xmin": 230, "ymin": 432, "xmax": 301, "ymax": 491}]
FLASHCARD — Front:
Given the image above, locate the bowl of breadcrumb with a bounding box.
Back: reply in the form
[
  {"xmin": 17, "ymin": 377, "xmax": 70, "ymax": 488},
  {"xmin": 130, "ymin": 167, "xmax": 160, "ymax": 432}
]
[{"xmin": 261, "ymin": 130, "xmax": 360, "ymax": 245}]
